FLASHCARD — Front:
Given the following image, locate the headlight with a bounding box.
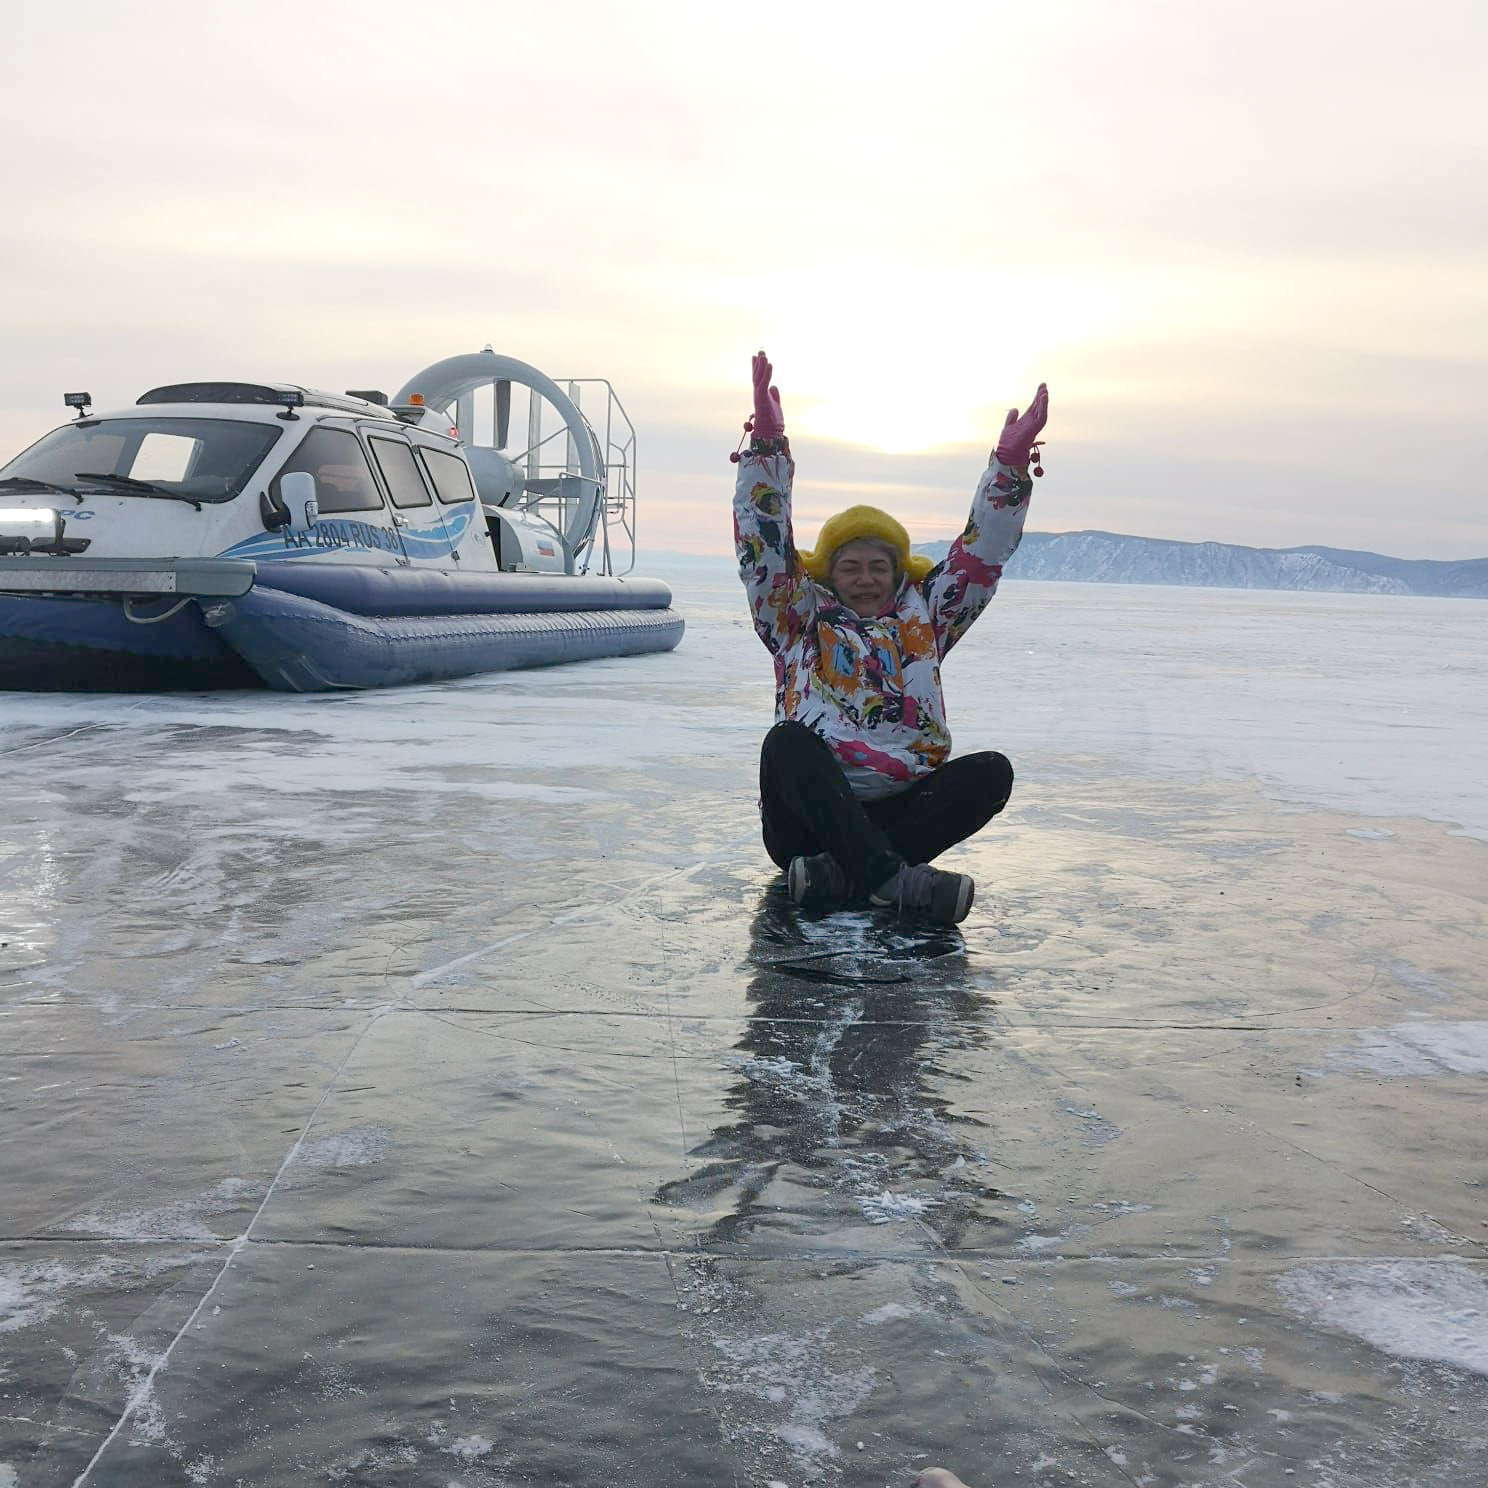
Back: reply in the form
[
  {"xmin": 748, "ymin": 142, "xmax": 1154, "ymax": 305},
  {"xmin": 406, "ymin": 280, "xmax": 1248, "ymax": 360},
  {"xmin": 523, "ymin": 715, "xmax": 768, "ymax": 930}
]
[{"xmin": 0, "ymin": 507, "xmax": 65, "ymax": 553}]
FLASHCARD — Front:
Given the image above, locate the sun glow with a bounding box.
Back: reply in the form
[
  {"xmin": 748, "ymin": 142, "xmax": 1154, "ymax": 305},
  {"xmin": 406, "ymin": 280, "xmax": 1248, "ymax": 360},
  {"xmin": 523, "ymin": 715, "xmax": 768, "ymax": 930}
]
[{"xmin": 742, "ymin": 264, "xmax": 1115, "ymax": 454}]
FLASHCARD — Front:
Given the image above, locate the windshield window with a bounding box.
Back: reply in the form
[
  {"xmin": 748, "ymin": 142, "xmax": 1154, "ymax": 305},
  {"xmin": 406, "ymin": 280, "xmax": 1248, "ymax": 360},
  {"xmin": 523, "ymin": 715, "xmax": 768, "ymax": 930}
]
[{"xmin": 0, "ymin": 418, "xmax": 283, "ymax": 502}]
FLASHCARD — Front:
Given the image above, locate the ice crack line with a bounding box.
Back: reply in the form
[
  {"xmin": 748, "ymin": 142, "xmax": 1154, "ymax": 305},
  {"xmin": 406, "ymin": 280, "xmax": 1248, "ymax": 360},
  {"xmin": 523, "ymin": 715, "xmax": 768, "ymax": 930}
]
[
  {"xmin": 407, "ymin": 858, "xmax": 713, "ymax": 990},
  {"xmin": 68, "ymin": 1005, "xmax": 387, "ymax": 1487},
  {"xmin": 0, "ymin": 720, "xmax": 121, "ymax": 758}
]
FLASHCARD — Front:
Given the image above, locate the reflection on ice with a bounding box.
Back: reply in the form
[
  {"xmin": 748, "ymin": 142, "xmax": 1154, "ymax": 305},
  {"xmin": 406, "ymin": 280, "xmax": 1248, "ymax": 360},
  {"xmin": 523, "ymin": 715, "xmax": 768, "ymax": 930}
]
[{"xmin": 655, "ymin": 885, "xmax": 998, "ymax": 1252}]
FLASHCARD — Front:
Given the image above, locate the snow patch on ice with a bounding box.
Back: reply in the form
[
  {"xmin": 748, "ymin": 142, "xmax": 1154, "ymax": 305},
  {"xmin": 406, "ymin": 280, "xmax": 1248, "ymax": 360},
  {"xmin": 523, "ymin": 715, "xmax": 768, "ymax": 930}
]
[
  {"xmin": 1326, "ymin": 1021, "xmax": 1488, "ymax": 1078},
  {"xmin": 295, "ymin": 1123, "xmax": 392, "ymax": 1168},
  {"xmin": 0, "ymin": 1466, "xmax": 17, "ymax": 1488},
  {"xmin": 722, "ymin": 1054, "xmax": 799, "ymax": 1081},
  {"xmin": 1401, "ymin": 1212, "xmax": 1458, "ymax": 1246},
  {"xmin": 1276, "ymin": 1259, "xmax": 1488, "ymax": 1375},
  {"xmin": 792, "ymin": 910, "xmax": 875, "ymax": 947},
  {"xmin": 63, "ymin": 1178, "xmax": 253, "ymax": 1241},
  {"xmin": 857, "ymin": 1191, "xmax": 939, "ymax": 1224},
  {"xmin": 444, "ymin": 1435, "xmax": 493, "ymax": 1460},
  {"xmin": 106, "ymin": 1331, "xmax": 170, "ymax": 1443},
  {"xmin": 1059, "ymin": 1101, "xmax": 1121, "ymax": 1146},
  {"xmin": 2, "ymin": 1253, "xmax": 206, "ymax": 1332},
  {"xmin": 1, "ymin": 1261, "xmax": 69, "ymax": 1333},
  {"xmin": 1018, "ymin": 1232, "xmax": 1064, "ymax": 1254},
  {"xmin": 1092, "ymin": 1199, "xmax": 1152, "ymax": 1217},
  {"xmin": 860, "ymin": 1302, "xmax": 920, "ymax": 1326},
  {"xmin": 706, "ymin": 1328, "xmax": 875, "ymax": 1474}
]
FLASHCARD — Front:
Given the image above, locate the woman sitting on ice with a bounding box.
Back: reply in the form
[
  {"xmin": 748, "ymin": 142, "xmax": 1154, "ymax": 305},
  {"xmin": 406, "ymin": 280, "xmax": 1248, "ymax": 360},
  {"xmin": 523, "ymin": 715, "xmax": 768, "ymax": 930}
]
[{"xmin": 732, "ymin": 350, "xmax": 1048, "ymax": 924}]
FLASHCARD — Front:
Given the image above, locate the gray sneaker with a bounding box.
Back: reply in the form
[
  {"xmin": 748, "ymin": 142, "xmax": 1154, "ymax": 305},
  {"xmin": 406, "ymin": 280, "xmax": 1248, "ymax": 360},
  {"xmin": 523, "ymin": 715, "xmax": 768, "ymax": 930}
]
[
  {"xmin": 869, "ymin": 863, "xmax": 974, "ymax": 924},
  {"xmin": 787, "ymin": 852, "xmax": 850, "ymax": 910}
]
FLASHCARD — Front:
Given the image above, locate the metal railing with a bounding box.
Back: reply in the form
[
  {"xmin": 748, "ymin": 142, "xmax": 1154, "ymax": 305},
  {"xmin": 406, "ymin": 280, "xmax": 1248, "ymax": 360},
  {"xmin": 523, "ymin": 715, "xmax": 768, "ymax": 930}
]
[
  {"xmin": 559, "ymin": 379, "xmax": 637, "ymax": 576},
  {"xmin": 477, "ymin": 378, "xmax": 637, "ymax": 576}
]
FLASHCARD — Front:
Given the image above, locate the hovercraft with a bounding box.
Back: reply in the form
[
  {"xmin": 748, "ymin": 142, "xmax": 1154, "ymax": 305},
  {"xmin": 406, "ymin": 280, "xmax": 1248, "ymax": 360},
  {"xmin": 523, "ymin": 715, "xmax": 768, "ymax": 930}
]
[{"xmin": 0, "ymin": 350, "xmax": 683, "ymax": 691}]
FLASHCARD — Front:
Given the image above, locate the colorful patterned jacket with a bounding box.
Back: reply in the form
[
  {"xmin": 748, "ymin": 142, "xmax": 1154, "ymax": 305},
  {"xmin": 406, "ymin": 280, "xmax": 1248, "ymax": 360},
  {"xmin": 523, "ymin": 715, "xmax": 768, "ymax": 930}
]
[{"xmin": 734, "ymin": 449, "xmax": 1034, "ymax": 798}]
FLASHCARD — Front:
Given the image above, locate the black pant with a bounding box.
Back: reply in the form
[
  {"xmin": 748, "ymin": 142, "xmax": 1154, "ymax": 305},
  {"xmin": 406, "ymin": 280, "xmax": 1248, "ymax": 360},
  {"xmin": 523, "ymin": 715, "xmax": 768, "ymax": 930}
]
[{"xmin": 758, "ymin": 721, "xmax": 1013, "ymax": 895}]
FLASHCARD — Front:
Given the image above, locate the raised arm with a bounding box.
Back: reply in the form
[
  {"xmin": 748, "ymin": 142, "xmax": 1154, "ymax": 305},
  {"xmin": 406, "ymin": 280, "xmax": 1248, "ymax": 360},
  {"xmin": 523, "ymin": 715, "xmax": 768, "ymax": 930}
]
[
  {"xmin": 732, "ymin": 351, "xmax": 813, "ymax": 654},
  {"xmin": 922, "ymin": 384, "xmax": 1048, "ymax": 655}
]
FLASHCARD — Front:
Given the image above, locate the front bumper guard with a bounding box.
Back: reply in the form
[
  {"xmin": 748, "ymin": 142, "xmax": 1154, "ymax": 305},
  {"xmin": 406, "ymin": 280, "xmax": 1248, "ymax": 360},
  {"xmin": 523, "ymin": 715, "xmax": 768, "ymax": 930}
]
[{"xmin": 0, "ymin": 557, "xmax": 256, "ymax": 598}]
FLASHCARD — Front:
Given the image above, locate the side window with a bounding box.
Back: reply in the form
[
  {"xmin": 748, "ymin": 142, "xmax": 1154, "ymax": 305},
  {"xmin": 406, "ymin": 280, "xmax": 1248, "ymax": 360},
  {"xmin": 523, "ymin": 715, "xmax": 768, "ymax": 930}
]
[
  {"xmin": 273, "ymin": 428, "xmax": 384, "ymax": 514},
  {"xmin": 420, "ymin": 448, "xmax": 478, "ymax": 505},
  {"xmin": 368, "ymin": 437, "xmax": 433, "ymax": 509}
]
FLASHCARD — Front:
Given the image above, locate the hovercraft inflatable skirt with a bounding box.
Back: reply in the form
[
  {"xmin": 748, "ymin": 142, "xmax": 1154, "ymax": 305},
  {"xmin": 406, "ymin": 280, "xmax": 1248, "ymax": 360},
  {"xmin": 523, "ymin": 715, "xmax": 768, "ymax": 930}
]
[
  {"xmin": 208, "ymin": 582, "xmax": 684, "ymax": 691},
  {"xmin": 0, "ymin": 560, "xmax": 683, "ymax": 692}
]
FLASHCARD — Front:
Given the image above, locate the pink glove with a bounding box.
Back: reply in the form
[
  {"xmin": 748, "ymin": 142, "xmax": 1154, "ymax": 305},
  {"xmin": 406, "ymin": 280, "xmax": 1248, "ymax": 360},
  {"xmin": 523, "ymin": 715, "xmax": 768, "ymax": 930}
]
[
  {"xmin": 751, "ymin": 350, "xmax": 785, "ymax": 439},
  {"xmin": 994, "ymin": 383, "xmax": 1049, "ymax": 468}
]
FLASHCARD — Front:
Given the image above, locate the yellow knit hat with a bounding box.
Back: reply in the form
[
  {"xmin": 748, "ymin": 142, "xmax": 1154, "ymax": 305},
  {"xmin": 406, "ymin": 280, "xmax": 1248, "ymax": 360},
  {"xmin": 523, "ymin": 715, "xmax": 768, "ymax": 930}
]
[{"xmin": 800, "ymin": 505, "xmax": 935, "ymax": 584}]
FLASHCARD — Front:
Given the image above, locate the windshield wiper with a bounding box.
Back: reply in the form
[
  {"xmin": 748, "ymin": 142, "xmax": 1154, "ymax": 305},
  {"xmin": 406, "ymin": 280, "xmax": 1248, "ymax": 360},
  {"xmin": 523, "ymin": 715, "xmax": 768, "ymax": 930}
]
[
  {"xmin": 0, "ymin": 475, "xmax": 85, "ymax": 502},
  {"xmin": 73, "ymin": 472, "xmax": 203, "ymax": 510}
]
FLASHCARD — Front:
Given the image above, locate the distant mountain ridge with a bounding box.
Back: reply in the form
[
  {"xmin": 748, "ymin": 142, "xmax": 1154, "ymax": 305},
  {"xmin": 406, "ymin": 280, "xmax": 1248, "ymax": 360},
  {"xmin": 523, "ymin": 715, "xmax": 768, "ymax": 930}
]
[{"xmin": 911, "ymin": 530, "xmax": 1488, "ymax": 598}]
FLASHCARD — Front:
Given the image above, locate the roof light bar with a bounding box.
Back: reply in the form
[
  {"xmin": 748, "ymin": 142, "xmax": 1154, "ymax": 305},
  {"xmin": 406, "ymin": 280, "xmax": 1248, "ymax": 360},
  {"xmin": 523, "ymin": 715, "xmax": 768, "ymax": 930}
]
[{"xmin": 134, "ymin": 382, "xmax": 398, "ymax": 418}]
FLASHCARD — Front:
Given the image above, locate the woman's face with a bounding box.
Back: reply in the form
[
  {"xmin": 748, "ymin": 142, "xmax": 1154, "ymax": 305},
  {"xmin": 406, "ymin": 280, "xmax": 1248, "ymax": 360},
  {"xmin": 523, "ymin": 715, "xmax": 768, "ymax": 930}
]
[{"xmin": 828, "ymin": 540, "xmax": 898, "ymax": 616}]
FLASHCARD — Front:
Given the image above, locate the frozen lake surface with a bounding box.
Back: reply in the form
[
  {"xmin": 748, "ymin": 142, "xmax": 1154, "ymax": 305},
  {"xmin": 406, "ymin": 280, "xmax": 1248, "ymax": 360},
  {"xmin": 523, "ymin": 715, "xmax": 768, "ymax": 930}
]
[{"xmin": 2, "ymin": 574, "xmax": 1486, "ymax": 1486}]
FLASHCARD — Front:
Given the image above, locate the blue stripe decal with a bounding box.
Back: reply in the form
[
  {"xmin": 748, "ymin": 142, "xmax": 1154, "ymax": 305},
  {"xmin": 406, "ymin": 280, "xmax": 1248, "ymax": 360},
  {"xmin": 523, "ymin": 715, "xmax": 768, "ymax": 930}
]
[{"xmin": 218, "ymin": 506, "xmax": 475, "ymax": 564}]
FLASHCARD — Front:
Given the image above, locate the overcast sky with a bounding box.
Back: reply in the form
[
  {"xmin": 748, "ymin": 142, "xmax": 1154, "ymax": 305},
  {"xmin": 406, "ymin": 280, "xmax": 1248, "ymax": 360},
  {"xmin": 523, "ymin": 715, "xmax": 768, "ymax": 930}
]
[{"xmin": 3, "ymin": 1, "xmax": 1484, "ymax": 559}]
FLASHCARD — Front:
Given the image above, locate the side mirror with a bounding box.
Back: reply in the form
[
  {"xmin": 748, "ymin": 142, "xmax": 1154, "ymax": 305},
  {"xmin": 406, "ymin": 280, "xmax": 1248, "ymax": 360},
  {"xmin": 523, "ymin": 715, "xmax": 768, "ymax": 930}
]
[{"xmin": 280, "ymin": 472, "xmax": 318, "ymax": 529}]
